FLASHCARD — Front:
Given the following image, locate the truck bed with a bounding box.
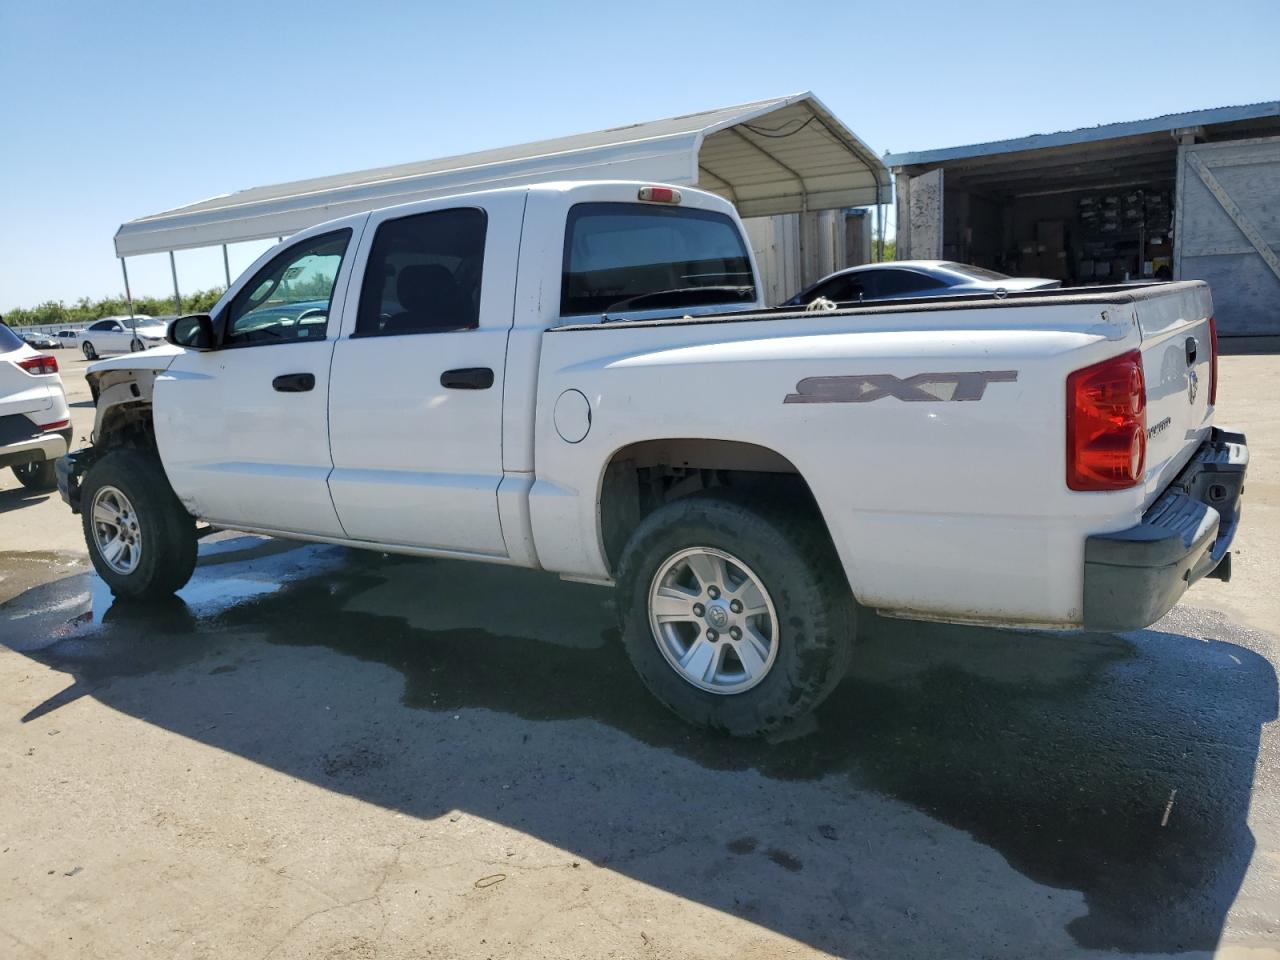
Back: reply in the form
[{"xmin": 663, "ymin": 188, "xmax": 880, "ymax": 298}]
[{"xmin": 552, "ymin": 280, "xmax": 1202, "ymax": 332}]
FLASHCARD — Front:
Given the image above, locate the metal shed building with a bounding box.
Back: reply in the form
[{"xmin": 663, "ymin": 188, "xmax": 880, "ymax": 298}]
[
  {"xmin": 116, "ymin": 93, "xmax": 890, "ymax": 308},
  {"xmin": 886, "ymin": 102, "xmax": 1280, "ymax": 335}
]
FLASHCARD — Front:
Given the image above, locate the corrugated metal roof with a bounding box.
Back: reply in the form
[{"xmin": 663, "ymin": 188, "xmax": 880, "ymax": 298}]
[
  {"xmin": 884, "ymin": 101, "xmax": 1280, "ymax": 168},
  {"xmin": 115, "ymin": 93, "xmax": 890, "ymax": 257}
]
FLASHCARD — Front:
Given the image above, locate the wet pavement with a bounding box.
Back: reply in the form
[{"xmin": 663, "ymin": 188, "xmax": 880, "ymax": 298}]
[{"xmin": 1, "ymin": 533, "xmax": 1278, "ymax": 957}]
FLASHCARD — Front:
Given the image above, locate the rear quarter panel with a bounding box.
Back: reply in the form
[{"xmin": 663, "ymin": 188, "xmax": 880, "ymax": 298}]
[{"xmin": 531, "ymin": 301, "xmax": 1155, "ymax": 627}]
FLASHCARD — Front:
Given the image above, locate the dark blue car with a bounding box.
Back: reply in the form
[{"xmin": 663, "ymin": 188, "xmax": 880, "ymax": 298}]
[{"xmin": 784, "ymin": 260, "xmax": 1058, "ymax": 307}]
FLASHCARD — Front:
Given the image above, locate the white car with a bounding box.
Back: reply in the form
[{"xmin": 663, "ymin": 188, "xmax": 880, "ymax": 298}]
[
  {"xmin": 0, "ymin": 322, "xmax": 71, "ymax": 490},
  {"xmin": 77, "ymin": 315, "xmax": 166, "ymax": 359},
  {"xmin": 59, "ymin": 180, "xmax": 1246, "ymax": 735}
]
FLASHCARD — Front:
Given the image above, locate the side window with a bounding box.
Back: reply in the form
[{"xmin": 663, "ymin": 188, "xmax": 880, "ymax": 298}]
[
  {"xmin": 90, "ymin": 320, "xmax": 112, "ymax": 331},
  {"xmin": 223, "ymin": 229, "xmax": 352, "ymax": 346},
  {"xmin": 561, "ymin": 203, "xmax": 755, "ymax": 316},
  {"xmin": 355, "ymin": 208, "xmax": 487, "ymax": 336},
  {"xmin": 866, "ymin": 269, "xmax": 948, "ymax": 299},
  {"xmin": 813, "ymin": 275, "xmax": 865, "ymax": 303}
]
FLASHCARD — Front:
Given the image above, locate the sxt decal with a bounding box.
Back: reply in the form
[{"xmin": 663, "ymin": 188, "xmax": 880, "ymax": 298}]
[{"xmin": 785, "ymin": 371, "xmax": 1018, "ymax": 404}]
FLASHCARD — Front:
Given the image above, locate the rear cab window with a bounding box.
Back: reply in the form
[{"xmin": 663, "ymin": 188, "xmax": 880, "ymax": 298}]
[{"xmin": 561, "ymin": 203, "xmax": 755, "ymax": 316}]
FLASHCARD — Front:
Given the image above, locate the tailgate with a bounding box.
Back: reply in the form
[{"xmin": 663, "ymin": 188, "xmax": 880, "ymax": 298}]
[{"xmin": 1135, "ymin": 282, "xmax": 1215, "ymax": 501}]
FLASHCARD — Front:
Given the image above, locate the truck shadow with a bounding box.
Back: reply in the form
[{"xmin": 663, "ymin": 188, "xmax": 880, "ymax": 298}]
[{"xmin": 3, "ymin": 538, "xmax": 1276, "ymax": 957}]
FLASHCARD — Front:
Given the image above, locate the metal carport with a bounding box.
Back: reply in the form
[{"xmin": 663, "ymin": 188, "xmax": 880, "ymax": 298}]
[{"xmin": 114, "ymin": 93, "xmax": 890, "ymax": 307}]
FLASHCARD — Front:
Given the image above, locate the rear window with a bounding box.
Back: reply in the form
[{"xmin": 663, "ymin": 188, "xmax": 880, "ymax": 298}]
[
  {"xmin": 939, "ymin": 262, "xmax": 1009, "ymax": 281},
  {"xmin": 0, "ymin": 323, "xmax": 25, "ymax": 352},
  {"xmin": 866, "ymin": 269, "xmax": 950, "ymax": 297},
  {"xmin": 561, "ymin": 203, "xmax": 755, "ymax": 316}
]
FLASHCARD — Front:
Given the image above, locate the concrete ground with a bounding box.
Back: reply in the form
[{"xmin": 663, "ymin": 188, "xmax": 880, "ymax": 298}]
[{"xmin": 0, "ymin": 351, "xmax": 1277, "ymax": 959}]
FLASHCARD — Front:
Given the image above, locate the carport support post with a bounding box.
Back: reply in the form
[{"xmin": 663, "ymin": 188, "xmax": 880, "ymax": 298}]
[
  {"xmin": 169, "ymin": 250, "xmax": 181, "ymax": 314},
  {"xmin": 222, "ymin": 244, "xmax": 231, "ymax": 288},
  {"xmin": 120, "ymin": 258, "xmax": 134, "ymax": 318}
]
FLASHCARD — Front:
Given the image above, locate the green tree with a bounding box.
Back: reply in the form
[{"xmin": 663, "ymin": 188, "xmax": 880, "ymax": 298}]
[{"xmin": 4, "ymin": 288, "xmax": 228, "ymax": 326}]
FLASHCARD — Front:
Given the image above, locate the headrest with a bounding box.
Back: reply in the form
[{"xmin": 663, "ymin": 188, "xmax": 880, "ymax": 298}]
[{"xmin": 397, "ymin": 264, "xmax": 459, "ymax": 313}]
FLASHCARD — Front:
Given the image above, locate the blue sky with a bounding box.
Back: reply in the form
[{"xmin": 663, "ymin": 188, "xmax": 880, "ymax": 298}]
[{"xmin": 2, "ymin": 0, "xmax": 1276, "ymax": 313}]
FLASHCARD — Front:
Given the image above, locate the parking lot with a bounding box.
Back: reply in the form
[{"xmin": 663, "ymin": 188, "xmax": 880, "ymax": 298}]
[{"xmin": 1, "ymin": 351, "xmax": 1277, "ymax": 959}]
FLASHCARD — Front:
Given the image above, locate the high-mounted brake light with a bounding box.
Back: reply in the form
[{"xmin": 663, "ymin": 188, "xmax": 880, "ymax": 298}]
[
  {"xmin": 1066, "ymin": 350, "xmax": 1147, "ymax": 491},
  {"xmin": 16, "ymin": 355, "xmax": 58, "ymax": 376},
  {"xmin": 1208, "ymin": 315, "xmax": 1219, "ymax": 406},
  {"xmin": 638, "ymin": 186, "xmax": 681, "ymax": 204}
]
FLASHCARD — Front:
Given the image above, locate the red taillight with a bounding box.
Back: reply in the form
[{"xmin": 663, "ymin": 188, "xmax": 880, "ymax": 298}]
[
  {"xmin": 16, "ymin": 354, "xmax": 58, "ymax": 375},
  {"xmin": 1067, "ymin": 350, "xmax": 1147, "ymax": 491},
  {"xmin": 1208, "ymin": 315, "xmax": 1218, "ymax": 406},
  {"xmin": 39, "ymin": 419, "xmax": 70, "ymax": 431},
  {"xmin": 638, "ymin": 185, "xmax": 682, "ymax": 204}
]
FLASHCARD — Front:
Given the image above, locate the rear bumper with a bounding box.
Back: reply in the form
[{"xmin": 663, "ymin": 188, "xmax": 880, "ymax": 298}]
[
  {"xmin": 1083, "ymin": 427, "xmax": 1247, "ymax": 631},
  {"xmin": 0, "ymin": 428, "xmax": 71, "ymax": 471}
]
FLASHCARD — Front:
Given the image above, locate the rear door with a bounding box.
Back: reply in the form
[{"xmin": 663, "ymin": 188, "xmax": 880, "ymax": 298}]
[
  {"xmin": 83, "ymin": 320, "xmax": 123, "ymax": 354},
  {"xmin": 326, "ymin": 193, "xmax": 524, "ymax": 556}
]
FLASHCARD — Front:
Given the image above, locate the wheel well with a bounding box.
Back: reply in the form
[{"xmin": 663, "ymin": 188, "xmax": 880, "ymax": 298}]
[
  {"xmin": 598, "ymin": 439, "xmax": 824, "ymax": 573},
  {"xmin": 90, "ymin": 370, "xmax": 159, "ymax": 454}
]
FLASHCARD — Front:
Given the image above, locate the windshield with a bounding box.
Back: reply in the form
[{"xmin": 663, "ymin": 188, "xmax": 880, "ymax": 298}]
[{"xmin": 939, "ymin": 262, "xmax": 1010, "ymax": 281}]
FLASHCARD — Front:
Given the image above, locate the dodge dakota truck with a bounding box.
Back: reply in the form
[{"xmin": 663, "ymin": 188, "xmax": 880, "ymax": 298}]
[{"xmin": 58, "ymin": 180, "xmax": 1248, "ymax": 735}]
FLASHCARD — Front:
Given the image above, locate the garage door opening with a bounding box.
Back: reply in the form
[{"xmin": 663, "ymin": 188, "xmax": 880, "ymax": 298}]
[{"xmin": 888, "ymin": 102, "xmax": 1280, "ymax": 333}]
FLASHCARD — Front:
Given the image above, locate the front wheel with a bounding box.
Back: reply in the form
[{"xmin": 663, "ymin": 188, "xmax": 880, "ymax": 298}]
[
  {"xmin": 12, "ymin": 460, "xmax": 57, "ymax": 490},
  {"xmin": 616, "ymin": 492, "xmax": 854, "ymax": 737},
  {"xmin": 80, "ymin": 449, "xmax": 198, "ymax": 599},
  {"xmin": 130, "ymin": 338, "xmax": 143, "ymax": 352}
]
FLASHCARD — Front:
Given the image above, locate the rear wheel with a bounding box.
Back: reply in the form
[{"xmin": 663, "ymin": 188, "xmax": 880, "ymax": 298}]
[
  {"xmin": 82, "ymin": 341, "xmax": 97, "ymax": 360},
  {"xmin": 12, "ymin": 460, "xmax": 57, "ymax": 490},
  {"xmin": 80, "ymin": 449, "xmax": 197, "ymax": 599},
  {"xmin": 616, "ymin": 492, "xmax": 854, "ymax": 737}
]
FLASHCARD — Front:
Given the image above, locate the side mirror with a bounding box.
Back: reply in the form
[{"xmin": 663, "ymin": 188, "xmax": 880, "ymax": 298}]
[{"xmin": 167, "ymin": 314, "xmax": 216, "ymax": 350}]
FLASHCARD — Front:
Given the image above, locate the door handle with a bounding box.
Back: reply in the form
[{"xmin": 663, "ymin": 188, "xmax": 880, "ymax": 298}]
[
  {"xmin": 272, "ymin": 373, "xmax": 315, "ymax": 393},
  {"xmin": 1185, "ymin": 337, "xmax": 1198, "ymax": 366},
  {"xmin": 440, "ymin": 367, "xmax": 494, "ymax": 390}
]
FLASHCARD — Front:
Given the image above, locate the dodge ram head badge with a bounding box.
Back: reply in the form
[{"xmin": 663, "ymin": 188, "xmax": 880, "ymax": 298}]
[{"xmin": 784, "ymin": 370, "xmax": 1019, "ymax": 403}]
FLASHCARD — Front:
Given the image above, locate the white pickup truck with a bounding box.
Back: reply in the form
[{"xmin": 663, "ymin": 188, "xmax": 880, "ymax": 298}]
[{"xmin": 59, "ymin": 180, "xmax": 1248, "ymax": 735}]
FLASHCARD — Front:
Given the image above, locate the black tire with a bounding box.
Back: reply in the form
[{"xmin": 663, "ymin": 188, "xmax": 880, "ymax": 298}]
[
  {"xmin": 616, "ymin": 491, "xmax": 854, "ymax": 737},
  {"xmin": 12, "ymin": 459, "xmax": 57, "ymax": 490},
  {"xmin": 82, "ymin": 341, "xmax": 97, "ymax": 360},
  {"xmin": 80, "ymin": 448, "xmax": 197, "ymax": 599},
  {"xmin": 130, "ymin": 338, "xmax": 143, "ymax": 352}
]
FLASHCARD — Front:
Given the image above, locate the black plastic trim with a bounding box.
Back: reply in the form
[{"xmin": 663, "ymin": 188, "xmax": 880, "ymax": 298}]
[{"xmin": 1082, "ymin": 427, "xmax": 1247, "ymax": 631}]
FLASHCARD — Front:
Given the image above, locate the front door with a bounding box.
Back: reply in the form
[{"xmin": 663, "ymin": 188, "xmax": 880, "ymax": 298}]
[
  {"xmin": 153, "ymin": 227, "xmax": 360, "ymax": 536},
  {"xmin": 326, "ymin": 196, "xmax": 522, "ymax": 555}
]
